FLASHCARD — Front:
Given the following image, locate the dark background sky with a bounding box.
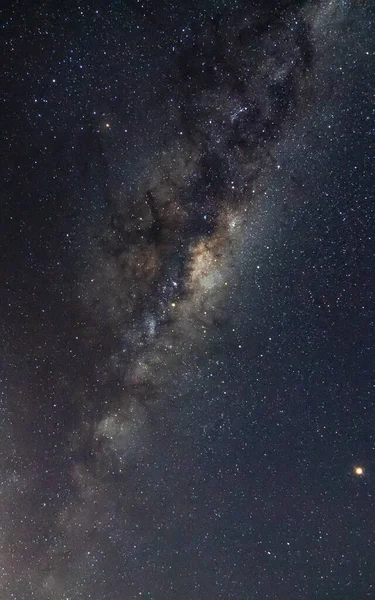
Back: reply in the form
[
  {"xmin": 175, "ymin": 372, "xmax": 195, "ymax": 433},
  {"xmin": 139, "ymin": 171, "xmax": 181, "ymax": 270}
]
[{"xmin": 0, "ymin": 1, "xmax": 374, "ymax": 599}]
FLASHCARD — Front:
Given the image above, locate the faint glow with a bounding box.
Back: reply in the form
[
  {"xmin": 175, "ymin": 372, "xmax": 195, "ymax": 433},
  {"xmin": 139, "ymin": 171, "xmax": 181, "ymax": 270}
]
[
  {"xmin": 145, "ymin": 315, "xmax": 156, "ymax": 340},
  {"xmin": 229, "ymin": 215, "xmax": 240, "ymax": 229},
  {"xmin": 105, "ymin": 122, "xmax": 110, "ymax": 128}
]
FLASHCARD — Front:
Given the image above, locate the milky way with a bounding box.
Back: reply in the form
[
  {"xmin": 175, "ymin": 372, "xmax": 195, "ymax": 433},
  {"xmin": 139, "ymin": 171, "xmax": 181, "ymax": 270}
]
[
  {"xmin": 1, "ymin": 0, "xmax": 373, "ymax": 598},
  {"xmin": 75, "ymin": 0, "xmax": 338, "ymax": 486}
]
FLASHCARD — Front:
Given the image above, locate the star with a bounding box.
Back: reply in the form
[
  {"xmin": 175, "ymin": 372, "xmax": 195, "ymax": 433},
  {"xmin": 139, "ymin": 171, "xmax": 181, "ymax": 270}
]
[{"xmin": 354, "ymin": 466, "xmax": 364, "ymax": 476}]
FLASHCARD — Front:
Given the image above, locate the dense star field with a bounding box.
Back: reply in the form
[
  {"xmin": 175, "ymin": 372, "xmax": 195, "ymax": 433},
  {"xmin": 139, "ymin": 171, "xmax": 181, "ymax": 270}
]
[{"xmin": 1, "ymin": 0, "xmax": 374, "ymax": 598}]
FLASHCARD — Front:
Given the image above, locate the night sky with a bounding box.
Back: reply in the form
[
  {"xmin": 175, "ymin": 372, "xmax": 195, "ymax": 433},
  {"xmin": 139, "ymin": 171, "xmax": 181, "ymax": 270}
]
[{"xmin": 1, "ymin": 1, "xmax": 374, "ymax": 599}]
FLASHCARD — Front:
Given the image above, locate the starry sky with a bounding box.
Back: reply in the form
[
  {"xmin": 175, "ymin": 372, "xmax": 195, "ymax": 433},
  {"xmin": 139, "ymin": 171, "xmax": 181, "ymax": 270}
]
[{"xmin": 1, "ymin": 1, "xmax": 374, "ymax": 599}]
